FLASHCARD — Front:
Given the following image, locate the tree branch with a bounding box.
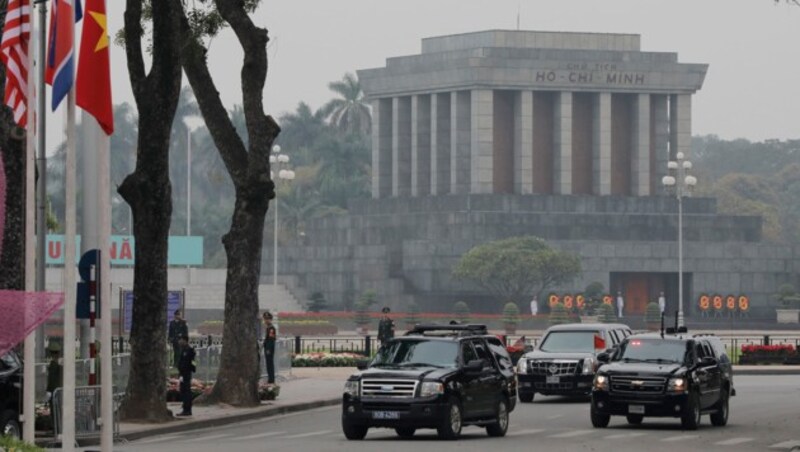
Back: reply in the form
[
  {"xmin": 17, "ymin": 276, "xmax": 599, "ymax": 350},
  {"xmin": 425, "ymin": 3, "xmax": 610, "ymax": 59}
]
[{"xmin": 124, "ymin": 0, "xmax": 146, "ymax": 97}]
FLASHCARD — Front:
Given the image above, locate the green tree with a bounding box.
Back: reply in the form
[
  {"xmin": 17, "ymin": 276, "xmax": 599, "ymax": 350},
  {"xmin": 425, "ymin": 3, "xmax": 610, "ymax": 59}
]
[
  {"xmin": 548, "ymin": 303, "xmax": 570, "ymax": 325},
  {"xmin": 307, "ymin": 292, "xmax": 327, "ymax": 313},
  {"xmin": 453, "ymin": 301, "xmax": 471, "ymax": 324},
  {"xmin": 321, "ymin": 73, "xmax": 371, "ymax": 137},
  {"xmin": 453, "ymin": 236, "xmax": 581, "ymax": 307},
  {"xmin": 179, "ymin": 0, "xmax": 281, "ymax": 406},
  {"xmin": 118, "ymin": 0, "xmax": 184, "ymax": 422}
]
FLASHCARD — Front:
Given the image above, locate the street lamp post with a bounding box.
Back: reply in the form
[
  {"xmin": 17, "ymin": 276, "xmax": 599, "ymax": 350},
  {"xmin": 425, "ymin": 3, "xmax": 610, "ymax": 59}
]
[
  {"xmin": 662, "ymin": 151, "xmax": 697, "ymax": 328},
  {"xmin": 270, "ymin": 145, "xmax": 295, "ymax": 286}
]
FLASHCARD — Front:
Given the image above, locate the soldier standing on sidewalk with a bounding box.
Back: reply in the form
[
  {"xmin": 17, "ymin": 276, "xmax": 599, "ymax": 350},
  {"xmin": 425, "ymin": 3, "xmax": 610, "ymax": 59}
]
[
  {"xmin": 168, "ymin": 309, "xmax": 189, "ymax": 367},
  {"xmin": 263, "ymin": 311, "xmax": 277, "ymax": 384},
  {"xmin": 176, "ymin": 335, "xmax": 196, "ymax": 416},
  {"xmin": 377, "ymin": 307, "xmax": 395, "ymax": 344}
]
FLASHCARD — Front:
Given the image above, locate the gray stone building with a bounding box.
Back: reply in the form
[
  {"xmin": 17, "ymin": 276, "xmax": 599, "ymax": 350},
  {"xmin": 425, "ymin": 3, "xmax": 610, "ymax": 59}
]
[{"xmin": 273, "ymin": 30, "xmax": 798, "ymax": 319}]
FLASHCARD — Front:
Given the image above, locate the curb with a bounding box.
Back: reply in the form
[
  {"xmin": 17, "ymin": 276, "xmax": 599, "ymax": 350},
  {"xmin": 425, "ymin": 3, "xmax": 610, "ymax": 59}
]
[
  {"xmin": 733, "ymin": 367, "xmax": 800, "ymax": 376},
  {"xmin": 76, "ymin": 397, "xmax": 342, "ymax": 447}
]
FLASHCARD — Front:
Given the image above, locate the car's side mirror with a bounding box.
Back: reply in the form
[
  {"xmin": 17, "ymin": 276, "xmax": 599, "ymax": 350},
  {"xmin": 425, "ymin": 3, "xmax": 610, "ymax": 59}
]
[
  {"xmin": 464, "ymin": 359, "xmax": 484, "ymax": 374},
  {"xmin": 699, "ymin": 356, "xmax": 717, "ymax": 367},
  {"xmin": 356, "ymin": 359, "xmax": 370, "ymax": 370},
  {"xmin": 596, "ymin": 352, "xmax": 610, "ymax": 364}
]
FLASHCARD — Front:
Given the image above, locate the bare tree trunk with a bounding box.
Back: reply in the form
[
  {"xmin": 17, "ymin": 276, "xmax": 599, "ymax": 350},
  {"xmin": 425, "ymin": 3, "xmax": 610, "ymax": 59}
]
[
  {"xmin": 118, "ymin": 0, "xmax": 183, "ymax": 422},
  {"xmin": 179, "ymin": 0, "xmax": 279, "ymax": 406}
]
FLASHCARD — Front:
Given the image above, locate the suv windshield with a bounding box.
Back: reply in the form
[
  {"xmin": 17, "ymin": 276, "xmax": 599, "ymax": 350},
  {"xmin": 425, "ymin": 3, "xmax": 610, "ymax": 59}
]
[
  {"xmin": 616, "ymin": 338, "xmax": 687, "ymax": 364},
  {"xmin": 371, "ymin": 339, "xmax": 458, "ymax": 368},
  {"xmin": 539, "ymin": 331, "xmax": 599, "ymax": 353}
]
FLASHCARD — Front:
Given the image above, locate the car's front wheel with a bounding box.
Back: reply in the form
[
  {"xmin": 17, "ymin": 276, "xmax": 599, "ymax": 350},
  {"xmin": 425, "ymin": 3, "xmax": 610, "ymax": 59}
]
[
  {"xmin": 519, "ymin": 392, "xmax": 534, "ymax": 403},
  {"xmin": 626, "ymin": 414, "xmax": 643, "ymax": 425},
  {"xmin": 437, "ymin": 397, "xmax": 462, "ymax": 440},
  {"xmin": 342, "ymin": 419, "xmax": 368, "ymax": 440},
  {"xmin": 710, "ymin": 389, "xmax": 729, "ymax": 427},
  {"xmin": 591, "ymin": 408, "xmax": 610, "ymax": 428},
  {"xmin": 681, "ymin": 393, "xmax": 701, "ymax": 430},
  {"xmin": 395, "ymin": 427, "xmax": 416, "ymax": 438},
  {"xmin": 1, "ymin": 410, "xmax": 20, "ymax": 439},
  {"xmin": 486, "ymin": 397, "xmax": 509, "ymax": 437}
]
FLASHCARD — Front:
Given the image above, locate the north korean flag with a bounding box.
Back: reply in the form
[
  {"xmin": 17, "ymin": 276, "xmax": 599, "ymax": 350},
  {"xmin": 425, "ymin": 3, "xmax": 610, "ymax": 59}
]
[{"xmin": 45, "ymin": 0, "xmax": 82, "ymax": 111}]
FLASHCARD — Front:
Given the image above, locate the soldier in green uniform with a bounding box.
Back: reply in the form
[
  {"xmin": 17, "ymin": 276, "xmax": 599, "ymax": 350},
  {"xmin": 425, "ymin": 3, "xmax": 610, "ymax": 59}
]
[
  {"xmin": 377, "ymin": 306, "xmax": 395, "ymax": 344},
  {"xmin": 262, "ymin": 311, "xmax": 277, "ymax": 383}
]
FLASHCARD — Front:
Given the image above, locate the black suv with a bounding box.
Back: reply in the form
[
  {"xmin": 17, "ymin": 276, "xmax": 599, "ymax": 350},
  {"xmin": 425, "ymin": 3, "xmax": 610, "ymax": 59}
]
[
  {"xmin": 516, "ymin": 323, "xmax": 632, "ymax": 402},
  {"xmin": 0, "ymin": 350, "xmax": 23, "ymax": 438},
  {"xmin": 341, "ymin": 324, "xmax": 517, "ymax": 440},
  {"xmin": 590, "ymin": 329, "xmax": 735, "ymax": 430}
]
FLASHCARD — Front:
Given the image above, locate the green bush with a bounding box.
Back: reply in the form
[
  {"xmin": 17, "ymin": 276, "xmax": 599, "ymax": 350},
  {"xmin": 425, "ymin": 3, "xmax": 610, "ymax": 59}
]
[
  {"xmin": 597, "ymin": 303, "xmax": 617, "ymax": 323},
  {"xmin": 453, "ymin": 301, "xmax": 471, "ymax": 323},
  {"xmin": 645, "ymin": 302, "xmax": 662, "ymax": 324},
  {"xmin": 502, "ymin": 302, "xmax": 520, "ymax": 325},
  {"xmin": 0, "ymin": 435, "xmax": 45, "ymax": 452},
  {"xmin": 307, "ymin": 291, "xmax": 327, "ymax": 312},
  {"xmin": 353, "ymin": 301, "xmax": 370, "ymax": 327},
  {"xmin": 549, "ymin": 303, "xmax": 570, "ymax": 325},
  {"xmin": 406, "ymin": 301, "xmax": 420, "ymax": 326}
]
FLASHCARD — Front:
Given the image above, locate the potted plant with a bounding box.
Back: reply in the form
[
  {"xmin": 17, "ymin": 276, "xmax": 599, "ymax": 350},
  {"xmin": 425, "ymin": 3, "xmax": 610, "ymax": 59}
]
[
  {"xmin": 774, "ymin": 284, "xmax": 800, "ymax": 324},
  {"xmin": 502, "ymin": 302, "xmax": 520, "ymax": 334},
  {"xmin": 453, "ymin": 301, "xmax": 471, "ymax": 324},
  {"xmin": 548, "ymin": 302, "xmax": 570, "ymax": 325},
  {"xmin": 644, "ymin": 302, "xmax": 662, "ymax": 331},
  {"xmin": 597, "ymin": 303, "xmax": 617, "ymax": 323},
  {"xmin": 353, "ymin": 301, "xmax": 370, "ymax": 334}
]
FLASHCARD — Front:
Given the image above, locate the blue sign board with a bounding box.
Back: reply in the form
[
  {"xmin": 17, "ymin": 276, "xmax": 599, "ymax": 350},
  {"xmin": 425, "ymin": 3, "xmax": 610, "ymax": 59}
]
[
  {"xmin": 121, "ymin": 289, "xmax": 184, "ymax": 335},
  {"xmin": 46, "ymin": 235, "xmax": 204, "ymax": 266}
]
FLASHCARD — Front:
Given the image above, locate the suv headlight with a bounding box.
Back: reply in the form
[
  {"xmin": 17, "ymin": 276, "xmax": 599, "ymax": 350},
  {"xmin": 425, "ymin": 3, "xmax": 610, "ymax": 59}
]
[
  {"xmin": 419, "ymin": 381, "xmax": 444, "ymax": 397},
  {"xmin": 593, "ymin": 374, "xmax": 609, "ymax": 391},
  {"xmin": 516, "ymin": 358, "xmax": 528, "ymax": 374},
  {"xmin": 667, "ymin": 377, "xmax": 686, "ymax": 394},
  {"xmin": 344, "ymin": 380, "xmax": 360, "ymax": 397},
  {"xmin": 582, "ymin": 357, "xmax": 595, "ymax": 374}
]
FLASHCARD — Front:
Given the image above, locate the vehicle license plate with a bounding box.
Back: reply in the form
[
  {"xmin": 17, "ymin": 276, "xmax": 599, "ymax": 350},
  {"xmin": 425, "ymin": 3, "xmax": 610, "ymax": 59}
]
[
  {"xmin": 546, "ymin": 376, "xmax": 560, "ymax": 384},
  {"xmin": 372, "ymin": 411, "xmax": 400, "ymax": 420},
  {"xmin": 629, "ymin": 405, "xmax": 645, "ymax": 415}
]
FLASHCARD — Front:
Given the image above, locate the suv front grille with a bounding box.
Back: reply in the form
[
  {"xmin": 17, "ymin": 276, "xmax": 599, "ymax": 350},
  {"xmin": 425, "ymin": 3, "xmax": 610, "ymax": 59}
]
[
  {"xmin": 528, "ymin": 360, "xmax": 579, "ymax": 376},
  {"xmin": 610, "ymin": 375, "xmax": 667, "ymax": 394},
  {"xmin": 361, "ymin": 379, "xmax": 418, "ymax": 398}
]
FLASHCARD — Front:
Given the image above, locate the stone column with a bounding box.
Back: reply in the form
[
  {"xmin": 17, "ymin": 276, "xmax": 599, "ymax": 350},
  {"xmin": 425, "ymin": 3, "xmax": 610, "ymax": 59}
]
[
  {"xmin": 631, "ymin": 93, "xmax": 651, "ymax": 196},
  {"xmin": 411, "ymin": 95, "xmax": 431, "ymax": 197},
  {"xmin": 431, "ymin": 93, "xmax": 451, "ymax": 195},
  {"xmin": 372, "ymin": 98, "xmax": 393, "ymax": 199},
  {"xmin": 471, "ymin": 89, "xmax": 494, "ymax": 194},
  {"xmin": 554, "ymin": 91, "xmax": 573, "ymax": 195},
  {"xmin": 451, "ymin": 91, "xmax": 472, "ymax": 194},
  {"xmin": 592, "ymin": 92, "xmax": 611, "ymax": 196},
  {"xmin": 514, "ymin": 91, "xmax": 533, "ymax": 194},
  {"xmin": 651, "ymin": 95, "xmax": 669, "ymax": 194},
  {"xmin": 392, "ymin": 96, "xmax": 412, "ymax": 197},
  {"xmin": 670, "ymin": 94, "xmax": 692, "ymax": 160}
]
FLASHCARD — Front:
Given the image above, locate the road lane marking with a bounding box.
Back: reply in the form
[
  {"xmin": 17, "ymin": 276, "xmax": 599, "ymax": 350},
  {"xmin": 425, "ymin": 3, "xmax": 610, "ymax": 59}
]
[
  {"xmin": 604, "ymin": 432, "xmax": 647, "ymax": 440},
  {"xmin": 508, "ymin": 428, "xmax": 546, "ymax": 436},
  {"xmin": 135, "ymin": 434, "xmax": 186, "ymax": 444},
  {"xmin": 181, "ymin": 433, "xmax": 232, "ymax": 443},
  {"xmin": 548, "ymin": 429, "xmax": 593, "ymax": 438},
  {"xmin": 769, "ymin": 440, "xmax": 800, "ymax": 449},
  {"xmin": 715, "ymin": 437, "xmax": 754, "ymax": 446},
  {"xmin": 282, "ymin": 429, "xmax": 333, "ymax": 439},
  {"xmin": 237, "ymin": 431, "xmax": 287, "ymax": 440},
  {"xmin": 661, "ymin": 434, "xmax": 699, "ymax": 442}
]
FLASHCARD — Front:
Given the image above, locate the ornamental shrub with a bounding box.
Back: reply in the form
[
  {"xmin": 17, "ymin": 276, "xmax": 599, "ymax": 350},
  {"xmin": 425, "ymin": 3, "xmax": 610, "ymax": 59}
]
[
  {"xmin": 453, "ymin": 301, "xmax": 471, "ymax": 323},
  {"xmin": 406, "ymin": 301, "xmax": 420, "ymax": 326},
  {"xmin": 597, "ymin": 303, "xmax": 617, "ymax": 323},
  {"xmin": 645, "ymin": 302, "xmax": 662, "ymax": 324},
  {"xmin": 548, "ymin": 303, "xmax": 570, "ymax": 325},
  {"xmin": 353, "ymin": 301, "xmax": 370, "ymax": 327},
  {"xmin": 502, "ymin": 302, "xmax": 520, "ymax": 325}
]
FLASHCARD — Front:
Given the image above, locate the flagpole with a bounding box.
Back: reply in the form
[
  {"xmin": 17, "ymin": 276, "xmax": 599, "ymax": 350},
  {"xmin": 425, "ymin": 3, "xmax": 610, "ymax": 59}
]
[
  {"xmin": 22, "ymin": 0, "xmax": 38, "ymax": 441},
  {"xmin": 35, "ymin": 0, "xmax": 49, "ymax": 367},
  {"xmin": 61, "ymin": 87, "xmax": 77, "ymax": 451}
]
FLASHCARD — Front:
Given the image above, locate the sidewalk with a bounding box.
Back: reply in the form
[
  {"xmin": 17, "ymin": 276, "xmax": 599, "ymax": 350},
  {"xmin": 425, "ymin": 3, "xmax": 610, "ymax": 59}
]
[{"xmin": 78, "ymin": 364, "xmax": 799, "ymax": 446}]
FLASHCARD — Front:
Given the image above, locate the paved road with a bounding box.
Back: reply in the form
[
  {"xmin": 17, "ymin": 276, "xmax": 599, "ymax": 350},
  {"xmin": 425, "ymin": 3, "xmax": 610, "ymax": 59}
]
[{"xmin": 108, "ymin": 375, "xmax": 800, "ymax": 452}]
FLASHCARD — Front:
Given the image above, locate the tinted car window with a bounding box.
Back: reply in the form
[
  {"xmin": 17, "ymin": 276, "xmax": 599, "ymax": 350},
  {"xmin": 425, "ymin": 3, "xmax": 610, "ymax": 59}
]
[
  {"xmin": 616, "ymin": 338, "xmax": 687, "ymax": 364},
  {"xmin": 539, "ymin": 331, "xmax": 599, "ymax": 353},
  {"xmin": 461, "ymin": 342, "xmax": 478, "ymax": 365},
  {"xmin": 472, "ymin": 340, "xmax": 493, "ymax": 368},
  {"xmin": 372, "ymin": 339, "xmax": 459, "ymax": 368},
  {"xmin": 486, "ymin": 338, "xmax": 514, "ymax": 371}
]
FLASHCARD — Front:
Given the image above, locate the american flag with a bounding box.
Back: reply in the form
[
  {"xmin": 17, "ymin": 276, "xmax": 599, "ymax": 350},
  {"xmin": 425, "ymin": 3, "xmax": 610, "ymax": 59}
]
[{"xmin": 0, "ymin": 0, "xmax": 31, "ymax": 128}]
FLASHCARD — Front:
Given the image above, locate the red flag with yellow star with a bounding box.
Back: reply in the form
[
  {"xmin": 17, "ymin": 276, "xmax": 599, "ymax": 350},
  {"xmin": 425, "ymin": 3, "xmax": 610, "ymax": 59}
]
[{"xmin": 76, "ymin": 0, "xmax": 113, "ymax": 134}]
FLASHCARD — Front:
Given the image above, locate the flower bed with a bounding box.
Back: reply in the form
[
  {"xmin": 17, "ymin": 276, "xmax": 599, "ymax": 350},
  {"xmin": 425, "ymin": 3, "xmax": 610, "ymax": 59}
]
[
  {"xmin": 166, "ymin": 379, "xmax": 280, "ymax": 401},
  {"xmin": 739, "ymin": 344, "xmax": 798, "ymax": 365},
  {"xmin": 292, "ymin": 352, "xmax": 364, "ymax": 367}
]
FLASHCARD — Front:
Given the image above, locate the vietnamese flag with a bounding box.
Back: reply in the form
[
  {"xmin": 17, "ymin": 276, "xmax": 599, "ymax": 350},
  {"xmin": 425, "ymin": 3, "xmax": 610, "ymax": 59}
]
[
  {"xmin": 594, "ymin": 334, "xmax": 606, "ymax": 350},
  {"xmin": 76, "ymin": 0, "xmax": 113, "ymax": 134}
]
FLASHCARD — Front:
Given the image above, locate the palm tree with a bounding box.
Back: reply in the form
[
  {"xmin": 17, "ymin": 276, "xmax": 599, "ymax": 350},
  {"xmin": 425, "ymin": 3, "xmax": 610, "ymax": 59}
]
[{"xmin": 321, "ymin": 73, "xmax": 371, "ymax": 137}]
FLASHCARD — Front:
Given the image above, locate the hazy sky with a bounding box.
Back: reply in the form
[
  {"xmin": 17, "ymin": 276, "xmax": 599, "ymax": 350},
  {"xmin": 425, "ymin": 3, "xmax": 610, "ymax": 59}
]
[{"xmin": 51, "ymin": 0, "xmax": 800, "ymax": 147}]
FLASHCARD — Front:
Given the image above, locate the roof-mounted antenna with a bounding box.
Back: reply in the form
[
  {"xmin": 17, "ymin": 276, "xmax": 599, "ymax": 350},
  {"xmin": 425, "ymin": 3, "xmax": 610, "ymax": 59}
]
[{"xmin": 660, "ymin": 312, "xmax": 665, "ymax": 338}]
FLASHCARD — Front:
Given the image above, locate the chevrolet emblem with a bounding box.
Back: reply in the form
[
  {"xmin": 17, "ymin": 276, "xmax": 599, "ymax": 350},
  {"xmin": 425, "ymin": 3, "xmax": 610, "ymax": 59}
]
[
  {"xmin": 380, "ymin": 385, "xmax": 394, "ymax": 392},
  {"xmin": 631, "ymin": 380, "xmax": 645, "ymax": 386}
]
